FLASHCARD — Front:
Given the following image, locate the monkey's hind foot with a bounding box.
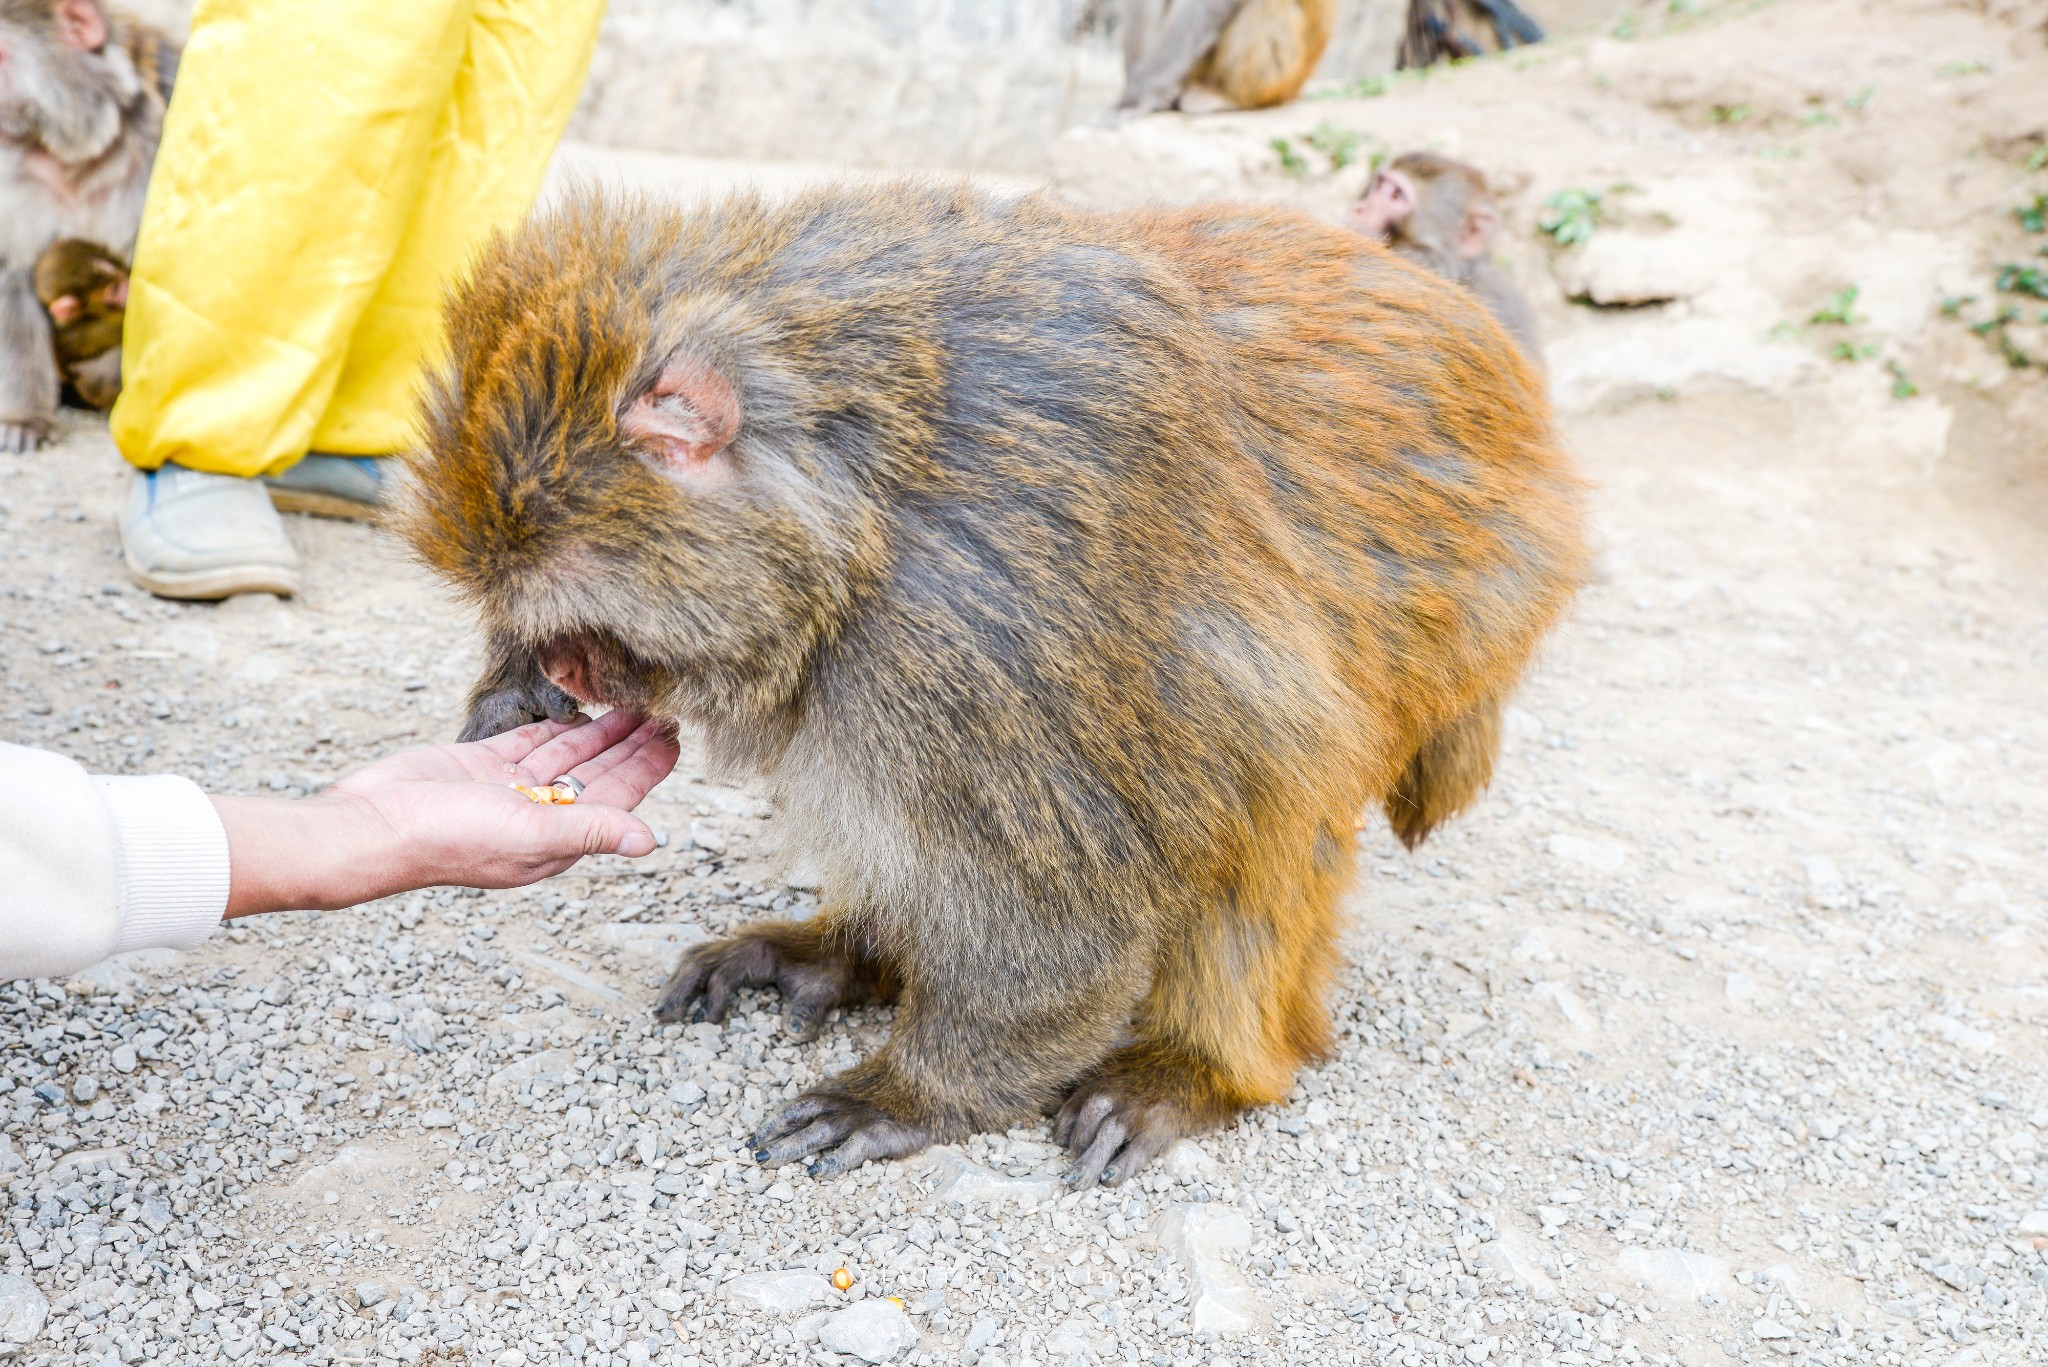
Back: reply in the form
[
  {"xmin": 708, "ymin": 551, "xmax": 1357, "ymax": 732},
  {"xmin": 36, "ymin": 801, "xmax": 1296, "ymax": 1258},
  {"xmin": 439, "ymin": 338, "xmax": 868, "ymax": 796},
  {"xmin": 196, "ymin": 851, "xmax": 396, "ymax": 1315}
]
[
  {"xmin": 1054, "ymin": 1046, "xmax": 1250, "ymax": 1189},
  {"xmin": 653, "ymin": 919, "xmax": 895, "ymax": 1039},
  {"xmin": 751, "ymin": 1082, "xmax": 934, "ymax": 1179}
]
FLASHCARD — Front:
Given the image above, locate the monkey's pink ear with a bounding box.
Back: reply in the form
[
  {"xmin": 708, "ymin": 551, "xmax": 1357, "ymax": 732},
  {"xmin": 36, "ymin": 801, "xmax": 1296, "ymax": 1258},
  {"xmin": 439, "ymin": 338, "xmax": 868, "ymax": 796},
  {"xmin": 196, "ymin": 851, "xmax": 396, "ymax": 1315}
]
[
  {"xmin": 621, "ymin": 352, "xmax": 740, "ymax": 475},
  {"xmin": 48, "ymin": 295, "xmax": 82, "ymax": 325},
  {"xmin": 1459, "ymin": 202, "xmax": 1500, "ymax": 261},
  {"xmin": 54, "ymin": 0, "xmax": 109, "ymax": 51}
]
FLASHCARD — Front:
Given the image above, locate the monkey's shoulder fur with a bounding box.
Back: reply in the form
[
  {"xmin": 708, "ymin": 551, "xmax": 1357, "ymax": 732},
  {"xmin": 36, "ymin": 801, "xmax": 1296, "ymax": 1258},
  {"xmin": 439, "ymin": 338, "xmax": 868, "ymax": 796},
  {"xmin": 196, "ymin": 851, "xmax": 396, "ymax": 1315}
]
[{"xmin": 402, "ymin": 181, "xmax": 1586, "ymax": 1180}]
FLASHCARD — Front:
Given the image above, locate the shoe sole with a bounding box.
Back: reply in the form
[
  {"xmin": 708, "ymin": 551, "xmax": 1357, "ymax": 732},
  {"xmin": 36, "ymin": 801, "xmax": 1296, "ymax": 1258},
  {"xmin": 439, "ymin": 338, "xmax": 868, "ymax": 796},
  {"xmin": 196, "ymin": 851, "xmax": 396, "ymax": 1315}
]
[
  {"xmin": 123, "ymin": 546, "xmax": 303, "ymax": 601},
  {"xmin": 265, "ymin": 488, "xmax": 383, "ymax": 521}
]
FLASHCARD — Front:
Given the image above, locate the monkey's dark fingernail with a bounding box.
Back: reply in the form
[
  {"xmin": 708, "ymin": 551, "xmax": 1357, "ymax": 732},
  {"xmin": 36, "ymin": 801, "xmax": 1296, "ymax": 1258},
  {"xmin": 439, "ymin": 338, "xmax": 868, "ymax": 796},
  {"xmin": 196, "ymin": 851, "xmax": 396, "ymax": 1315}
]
[
  {"xmin": 1100, "ymin": 1166, "xmax": 1117, "ymax": 1183},
  {"xmin": 753, "ymin": 1148, "xmax": 771, "ymax": 1163}
]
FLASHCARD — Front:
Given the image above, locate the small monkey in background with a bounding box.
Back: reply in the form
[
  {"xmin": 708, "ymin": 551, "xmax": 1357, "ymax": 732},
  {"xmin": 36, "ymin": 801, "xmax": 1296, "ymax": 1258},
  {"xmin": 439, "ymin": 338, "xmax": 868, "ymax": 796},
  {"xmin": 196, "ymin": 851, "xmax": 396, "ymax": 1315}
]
[
  {"xmin": 1119, "ymin": 0, "xmax": 1338, "ymax": 114},
  {"xmin": 0, "ymin": 0, "xmax": 176, "ymax": 450},
  {"xmin": 33, "ymin": 237, "xmax": 126, "ymax": 409},
  {"xmin": 1349, "ymin": 150, "xmax": 1540, "ymax": 361},
  {"xmin": 1399, "ymin": 0, "xmax": 1544, "ymax": 70},
  {"xmin": 403, "ymin": 183, "xmax": 1585, "ymax": 1186}
]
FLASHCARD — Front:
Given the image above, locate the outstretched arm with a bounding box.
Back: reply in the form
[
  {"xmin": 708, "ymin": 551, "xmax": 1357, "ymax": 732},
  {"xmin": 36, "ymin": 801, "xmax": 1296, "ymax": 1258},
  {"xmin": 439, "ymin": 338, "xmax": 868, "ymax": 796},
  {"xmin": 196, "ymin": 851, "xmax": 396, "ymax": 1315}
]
[
  {"xmin": 214, "ymin": 709, "xmax": 679, "ymax": 916},
  {"xmin": 0, "ymin": 714, "xmax": 679, "ymax": 982}
]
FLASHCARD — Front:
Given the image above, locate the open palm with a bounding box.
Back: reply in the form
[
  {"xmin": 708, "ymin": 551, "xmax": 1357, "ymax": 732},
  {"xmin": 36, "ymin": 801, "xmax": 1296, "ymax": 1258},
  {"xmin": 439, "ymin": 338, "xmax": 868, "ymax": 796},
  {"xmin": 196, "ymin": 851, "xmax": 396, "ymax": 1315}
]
[{"xmin": 321, "ymin": 709, "xmax": 682, "ymax": 892}]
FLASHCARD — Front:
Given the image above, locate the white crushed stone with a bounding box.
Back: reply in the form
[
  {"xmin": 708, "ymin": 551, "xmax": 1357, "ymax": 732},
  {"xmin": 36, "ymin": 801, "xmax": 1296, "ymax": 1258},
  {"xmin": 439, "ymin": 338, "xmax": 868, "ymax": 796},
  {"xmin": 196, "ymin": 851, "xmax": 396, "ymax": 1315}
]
[{"xmin": 816, "ymin": 1296, "xmax": 917, "ymax": 1362}]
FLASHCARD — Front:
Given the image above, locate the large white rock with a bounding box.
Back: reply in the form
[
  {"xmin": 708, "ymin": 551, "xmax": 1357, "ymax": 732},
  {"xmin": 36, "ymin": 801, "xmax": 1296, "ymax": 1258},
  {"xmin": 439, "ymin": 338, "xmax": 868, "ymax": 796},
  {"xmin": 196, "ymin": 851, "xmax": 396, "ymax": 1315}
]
[
  {"xmin": 0, "ymin": 1275, "xmax": 48, "ymax": 1346},
  {"xmin": 926, "ymin": 1151, "xmax": 1058, "ymax": 1209},
  {"xmin": 1530, "ymin": 980, "xmax": 1599, "ymax": 1033},
  {"xmin": 486, "ymin": 1049, "xmax": 577, "ymax": 1094},
  {"xmin": 1155, "ymin": 1204, "xmax": 1258, "ymax": 1335},
  {"xmin": 1555, "ymin": 231, "xmax": 1720, "ymax": 306},
  {"xmin": 817, "ymin": 1298, "xmax": 918, "ymax": 1363},
  {"xmin": 596, "ymin": 922, "xmax": 709, "ymax": 956},
  {"xmin": 722, "ymin": 1270, "xmax": 830, "ymax": 1314},
  {"xmin": 2016, "ymin": 1211, "xmax": 2048, "ymax": 1237},
  {"xmin": 1617, "ymin": 1247, "xmax": 1734, "ymax": 1302},
  {"xmin": 1473, "ymin": 1234, "xmax": 1556, "ymax": 1297}
]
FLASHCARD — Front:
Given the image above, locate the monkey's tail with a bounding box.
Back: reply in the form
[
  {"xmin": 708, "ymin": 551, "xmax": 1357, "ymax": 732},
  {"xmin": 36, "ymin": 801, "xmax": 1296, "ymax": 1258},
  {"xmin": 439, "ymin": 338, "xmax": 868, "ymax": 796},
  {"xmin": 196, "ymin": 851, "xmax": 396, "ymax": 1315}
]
[{"xmin": 1384, "ymin": 692, "xmax": 1503, "ymax": 850}]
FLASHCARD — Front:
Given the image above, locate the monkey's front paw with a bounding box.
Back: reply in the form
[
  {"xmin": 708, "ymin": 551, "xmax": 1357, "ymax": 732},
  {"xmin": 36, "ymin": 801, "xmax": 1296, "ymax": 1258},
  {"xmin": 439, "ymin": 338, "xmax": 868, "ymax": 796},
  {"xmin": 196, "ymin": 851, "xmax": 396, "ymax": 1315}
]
[
  {"xmin": 751, "ymin": 1090, "xmax": 933, "ymax": 1179},
  {"xmin": 0, "ymin": 421, "xmax": 53, "ymax": 454},
  {"xmin": 1053, "ymin": 1077, "xmax": 1200, "ymax": 1190},
  {"xmin": 457, "ymin": 679, "xmax": 581, "ymax": 742},
  {"xmin": 653, "ymin": 925, "xmax": 876, "ymax": 1038}
]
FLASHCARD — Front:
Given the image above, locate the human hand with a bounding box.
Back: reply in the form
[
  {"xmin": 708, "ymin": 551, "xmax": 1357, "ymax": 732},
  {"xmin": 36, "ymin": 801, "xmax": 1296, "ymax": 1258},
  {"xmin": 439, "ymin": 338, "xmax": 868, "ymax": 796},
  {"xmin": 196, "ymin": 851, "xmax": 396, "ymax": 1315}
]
[{"xmin": 212, "ymin": 710, "xmax": 681, "ymax": 916}]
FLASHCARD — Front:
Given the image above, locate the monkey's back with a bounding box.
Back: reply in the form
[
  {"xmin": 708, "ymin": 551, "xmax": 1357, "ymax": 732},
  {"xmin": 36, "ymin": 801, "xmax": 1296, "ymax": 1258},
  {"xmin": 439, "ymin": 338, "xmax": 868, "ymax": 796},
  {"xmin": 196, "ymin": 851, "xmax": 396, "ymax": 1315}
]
[{"xmin": 747, "ymin": 185, "xmax": 1585, "ymax": 906}]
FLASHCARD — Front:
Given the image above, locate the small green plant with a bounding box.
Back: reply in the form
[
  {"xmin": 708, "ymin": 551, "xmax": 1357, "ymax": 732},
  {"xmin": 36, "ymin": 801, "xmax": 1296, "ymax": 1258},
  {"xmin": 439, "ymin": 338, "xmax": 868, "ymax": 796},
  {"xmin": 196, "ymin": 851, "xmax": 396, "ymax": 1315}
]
[
  {"xmin": 1937, "ymin": 58, "xmax": 1988, "ymax": 77},
  {"xmin": 2028, "ymin": 145, "xmax": 2048, "ymax": 173},
  {"xmin": 1939, "ymin": 294, "xmax": 1975, "ymax": 317},
  {"xmin": 1270, "ymin": 137, "xmax": 1310, "ymax": 177},
  {"xmin": 1709, "ymin": 103, "xmax": 1753, "ymax": 124},
  {"xmin": 1830, "ymin": 340, "xmax": 1877, "ymax": 362},
  {"xmin": 1971, "ymin": 305, "xmax": 2020, "ymax": 336},
  {"xmin": 1885, "ymin": 361, "xmax": 1918, "ymax": 399},
  {"xmin": 1304, "ymin": 121, "xmax": 1365, "ymax": 170},
  {"xmin": 1611, "ymin": 13, "xmax": 1638, "ymax": 38},
  {"xmin": 1996, "ymin": 264, "xmax": 2048, "ymax": 298},
  {"xmin": 1323, "ymin": 76, "xmax": 1386, "ymax": 100},
  {"xmin": 1538, "ymin": 188, "xmax": 1605, "ymax": 246},
  {"xmin": 2015, "ymin": 195, "xmax": 2048, "ymax": 234},
  {"xmin": 1845, "ymin": 87, "xmax": 1874, "ymax": 111},
  {"xmin": 1271, "ymin": 124, "xmax": 1372, "ymax": 178},
  {"xmin": 1799, "ymin": 106, "xmax": 1840, "ymax": 129},
  {"xmin": 1809, "ymin": 285, "xmax": 1863, "ymax": 326}
]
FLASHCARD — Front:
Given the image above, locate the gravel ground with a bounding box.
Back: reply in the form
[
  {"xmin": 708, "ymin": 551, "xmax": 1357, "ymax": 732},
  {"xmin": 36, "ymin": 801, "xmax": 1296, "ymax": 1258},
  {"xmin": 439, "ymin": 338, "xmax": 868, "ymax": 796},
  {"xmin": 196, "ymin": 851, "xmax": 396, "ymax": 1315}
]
[
  {"xmin": 4, "ymin": 381, "xmax": 2044, "ymax": 1367},
  {"xmin": 5, "ymin": 5, "xmax": 2048, "ymax": 1364}
]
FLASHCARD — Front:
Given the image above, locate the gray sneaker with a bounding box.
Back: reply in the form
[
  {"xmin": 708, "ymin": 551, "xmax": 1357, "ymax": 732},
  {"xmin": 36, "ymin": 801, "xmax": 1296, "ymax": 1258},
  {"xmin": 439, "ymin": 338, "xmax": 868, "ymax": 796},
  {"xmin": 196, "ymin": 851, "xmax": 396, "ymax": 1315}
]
[
  {"xmin": 265, "ymin": 454, "xmax": 385, "ymax": 520},
  {"xmin": 121, "ymin": 463, "xmax": 303, "ymax": 600}
]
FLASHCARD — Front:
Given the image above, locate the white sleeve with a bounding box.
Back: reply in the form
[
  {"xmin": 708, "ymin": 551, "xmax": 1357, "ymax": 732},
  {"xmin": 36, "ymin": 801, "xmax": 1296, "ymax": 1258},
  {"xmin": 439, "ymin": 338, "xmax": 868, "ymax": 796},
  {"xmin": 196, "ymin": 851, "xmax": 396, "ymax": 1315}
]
[{"xmin": 0, "ymin": 741, "xmax": 227, "ymax": 981}]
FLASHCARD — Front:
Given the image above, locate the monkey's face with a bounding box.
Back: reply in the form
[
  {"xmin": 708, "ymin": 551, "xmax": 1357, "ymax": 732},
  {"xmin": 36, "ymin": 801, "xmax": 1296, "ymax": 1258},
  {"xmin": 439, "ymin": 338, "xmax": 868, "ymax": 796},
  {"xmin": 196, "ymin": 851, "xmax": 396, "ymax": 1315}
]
[
  {"xmin": 1346, "ymin": 169, "xmax": 1416, "ymax": 243},
  {"xmin": 0, "ymin": 0, "xmax": 135, "ymax": 161},
  {"xmin": 404, "ymin": 195, "xmax": 886, "ymax": 723}
]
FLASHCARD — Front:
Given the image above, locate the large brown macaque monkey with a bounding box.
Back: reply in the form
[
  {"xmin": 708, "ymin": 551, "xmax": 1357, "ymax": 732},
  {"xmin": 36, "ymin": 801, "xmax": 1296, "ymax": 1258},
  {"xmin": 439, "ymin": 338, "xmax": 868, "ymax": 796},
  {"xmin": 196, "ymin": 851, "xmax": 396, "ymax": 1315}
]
[
  {"xmin": 1349, "ymin": 150, "xmax": 1540, "ymax": 361},
  {"xmin": 0, "ymin": 0, "xmax": 174, "ymax": 450},
  {"xmin": 401, "ymin": 183, "xmax": 1585, "ymax": 1186},
  {"xmin": 1119, "ymin": 0, "xmax": 1339, "ymax": 114}
]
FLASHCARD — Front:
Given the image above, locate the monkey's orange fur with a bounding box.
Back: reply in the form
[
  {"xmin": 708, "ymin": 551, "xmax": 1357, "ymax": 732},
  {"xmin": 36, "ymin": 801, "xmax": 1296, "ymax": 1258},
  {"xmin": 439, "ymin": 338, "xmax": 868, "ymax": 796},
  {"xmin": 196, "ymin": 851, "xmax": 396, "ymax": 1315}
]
[
  {"xmin": 1193, "ymin": 0, "xmax": 1338, "ymax": 108},
  {"xmin": 403, "ymin": 183, "xmax": 1586, "ymax": 1182}
]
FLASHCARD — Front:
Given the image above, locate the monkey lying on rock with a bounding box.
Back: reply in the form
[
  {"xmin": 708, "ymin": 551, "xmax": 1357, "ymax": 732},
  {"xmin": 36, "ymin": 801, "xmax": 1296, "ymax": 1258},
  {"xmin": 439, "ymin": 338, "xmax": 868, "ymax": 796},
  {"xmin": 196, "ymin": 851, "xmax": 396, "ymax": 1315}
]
[{"xmin": 401, "ymin": 182, "xmax": 1587, "ymax": 1186}]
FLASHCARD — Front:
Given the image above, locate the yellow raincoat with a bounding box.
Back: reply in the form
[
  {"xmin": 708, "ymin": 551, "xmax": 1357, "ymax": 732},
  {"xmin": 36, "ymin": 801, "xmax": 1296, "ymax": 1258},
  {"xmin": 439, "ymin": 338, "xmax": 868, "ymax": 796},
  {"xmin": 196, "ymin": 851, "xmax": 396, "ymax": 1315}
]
[{"xmin": 110, "ymin": 0, "xmax": 608, "ymax": 477}]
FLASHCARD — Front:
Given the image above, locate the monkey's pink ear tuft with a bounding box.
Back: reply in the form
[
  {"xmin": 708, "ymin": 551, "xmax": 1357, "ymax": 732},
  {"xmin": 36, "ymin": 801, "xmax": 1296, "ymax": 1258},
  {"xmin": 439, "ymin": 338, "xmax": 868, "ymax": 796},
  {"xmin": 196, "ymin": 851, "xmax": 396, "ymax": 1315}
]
[
  {"xmin": 621, "ymin": 352, "xmax": 740, "ymax": 475},
  {"xmin": 48, "ymin": 295, "xmax": 82, "ymax": 325},
  {"xmin": 54, "ymin": 0, "xmax": 109, "ymax": 51}
]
